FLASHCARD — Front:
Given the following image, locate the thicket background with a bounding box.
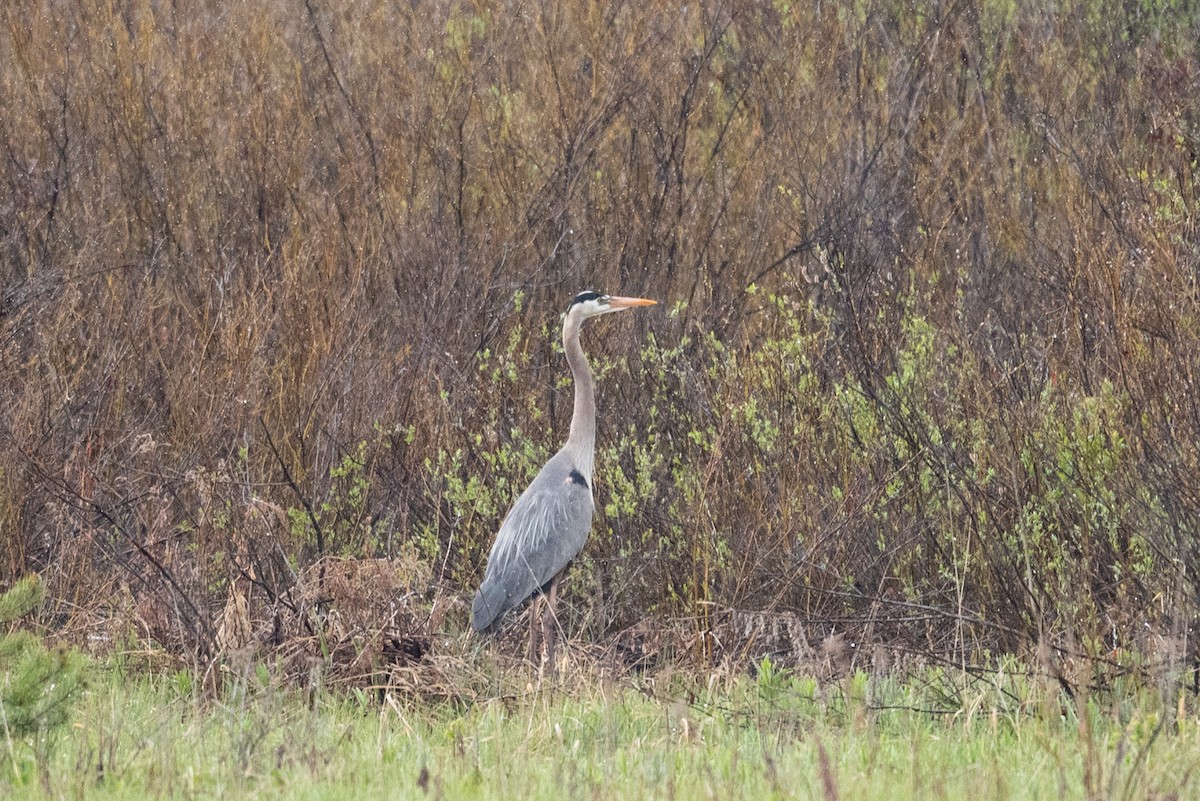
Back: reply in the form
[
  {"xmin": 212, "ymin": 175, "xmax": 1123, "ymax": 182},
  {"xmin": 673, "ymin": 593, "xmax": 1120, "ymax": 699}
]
[{"xmin": 1, "ymin": 0, "xmax": 1198, "ymax": 679}]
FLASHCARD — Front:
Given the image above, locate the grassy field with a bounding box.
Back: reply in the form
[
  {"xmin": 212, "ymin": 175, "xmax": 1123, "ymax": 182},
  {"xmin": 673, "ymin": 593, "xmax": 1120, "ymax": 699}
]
[{"xmin": 4, "ymin": 656, "xmax": 1198, "ymax": 801}]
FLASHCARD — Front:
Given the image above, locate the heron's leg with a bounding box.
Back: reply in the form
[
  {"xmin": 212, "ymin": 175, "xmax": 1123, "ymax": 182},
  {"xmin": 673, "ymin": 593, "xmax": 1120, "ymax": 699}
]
[
  {"xmin": 528, "ymin": 595, "xmax": 544, "ymax": 664},
  {"xmin": 544, "ymin": 572, "xmax": 561, "ymax": 668}
]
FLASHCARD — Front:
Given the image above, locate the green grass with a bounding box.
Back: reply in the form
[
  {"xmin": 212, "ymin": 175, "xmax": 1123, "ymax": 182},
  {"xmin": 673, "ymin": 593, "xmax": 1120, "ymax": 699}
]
[{"xmin": 5, "ymin": 663, "xmax": 1198, "ymax": 800}]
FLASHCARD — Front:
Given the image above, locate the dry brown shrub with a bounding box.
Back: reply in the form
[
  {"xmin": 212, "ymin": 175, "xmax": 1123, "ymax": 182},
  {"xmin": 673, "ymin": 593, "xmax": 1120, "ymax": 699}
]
[{"xmin": 0, "ymin": 1, "xmax": 1198, "ymax": 683}]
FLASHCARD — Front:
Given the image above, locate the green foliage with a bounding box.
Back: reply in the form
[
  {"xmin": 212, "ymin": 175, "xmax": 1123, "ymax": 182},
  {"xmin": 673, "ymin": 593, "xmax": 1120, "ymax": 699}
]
[
  {"xmin": 0, "ymin": 578, "xmax": 43, "ymax": 626},
  {"xmin": 0, "ymin": 633, "xmax": 86, "ymax": 740},
  {"xmin": 0, "ymin": 577, "xmax": 88, "ymax": 773},
  {"xmin": 755, "ymin": 655, "xmax": 788, "ymax": 704}
]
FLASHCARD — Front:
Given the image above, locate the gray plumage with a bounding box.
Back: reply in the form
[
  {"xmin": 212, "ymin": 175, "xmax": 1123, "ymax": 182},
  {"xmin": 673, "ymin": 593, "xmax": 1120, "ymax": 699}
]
[
  {"xmin": 471, "ymin": 292, "xmax": 656, "ymax": 638},
  {"xmin": 471, "ymin": 449, "xmax": 593, "ymax": 630}
]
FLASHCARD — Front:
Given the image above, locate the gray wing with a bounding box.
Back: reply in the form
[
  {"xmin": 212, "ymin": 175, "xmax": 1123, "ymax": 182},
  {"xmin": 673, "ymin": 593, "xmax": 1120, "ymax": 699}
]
[{"xmin": 471, "ymin": 449, "xmax": 594, "ymax": 632}]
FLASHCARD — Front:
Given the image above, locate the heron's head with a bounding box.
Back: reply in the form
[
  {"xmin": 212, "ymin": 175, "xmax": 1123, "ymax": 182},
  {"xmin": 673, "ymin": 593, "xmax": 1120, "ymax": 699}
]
[{"xmin": 569, "ymin": 291, "xmax": 657, "ymax": 320}]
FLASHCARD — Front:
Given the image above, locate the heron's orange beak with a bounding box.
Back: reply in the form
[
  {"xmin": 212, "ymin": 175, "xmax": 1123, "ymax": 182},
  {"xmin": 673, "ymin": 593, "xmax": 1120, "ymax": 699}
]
[{"xmin": 607, "ymin": 296, "xmax": 657, "ymax": 309}]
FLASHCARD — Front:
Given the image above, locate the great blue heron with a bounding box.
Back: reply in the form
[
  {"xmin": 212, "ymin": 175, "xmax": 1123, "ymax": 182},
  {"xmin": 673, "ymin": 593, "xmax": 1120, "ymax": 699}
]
[{"xmin": 471, "ymin": 291, "xmax": 657, "ymax": 664}]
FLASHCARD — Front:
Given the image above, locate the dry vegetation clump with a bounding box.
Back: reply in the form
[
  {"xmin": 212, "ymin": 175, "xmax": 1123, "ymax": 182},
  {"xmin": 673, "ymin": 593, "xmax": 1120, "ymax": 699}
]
[{"xmin": 1, "ymin": 1, "xmax": 1199, "ymax": 688}]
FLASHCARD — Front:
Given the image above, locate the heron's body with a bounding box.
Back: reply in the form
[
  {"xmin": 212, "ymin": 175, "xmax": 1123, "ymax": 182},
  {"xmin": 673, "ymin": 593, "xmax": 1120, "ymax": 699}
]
[
  {"xmin": 470, "ymin": 292, "xmax": 655, "ymax": 660},
  {"xmin": 471, "ymin": 447, "xmax": 593, "ymax": 631}
]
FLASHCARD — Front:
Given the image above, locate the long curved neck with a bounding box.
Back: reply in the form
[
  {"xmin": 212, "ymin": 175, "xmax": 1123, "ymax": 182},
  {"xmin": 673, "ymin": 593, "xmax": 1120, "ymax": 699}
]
[{"xmin": 563, "ymin": 308, "xmax": 595, "ymax": 483}]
